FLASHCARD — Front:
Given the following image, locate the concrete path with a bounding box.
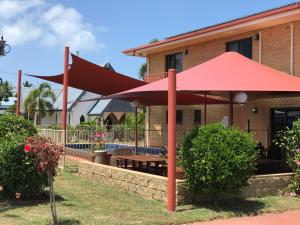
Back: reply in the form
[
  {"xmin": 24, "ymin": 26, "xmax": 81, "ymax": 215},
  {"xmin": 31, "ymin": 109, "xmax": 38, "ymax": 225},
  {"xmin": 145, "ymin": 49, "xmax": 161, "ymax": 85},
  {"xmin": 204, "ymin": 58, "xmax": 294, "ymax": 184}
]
[{"xmin": 191, "ymin": 210, "xmax": 300, "ymax": 225}]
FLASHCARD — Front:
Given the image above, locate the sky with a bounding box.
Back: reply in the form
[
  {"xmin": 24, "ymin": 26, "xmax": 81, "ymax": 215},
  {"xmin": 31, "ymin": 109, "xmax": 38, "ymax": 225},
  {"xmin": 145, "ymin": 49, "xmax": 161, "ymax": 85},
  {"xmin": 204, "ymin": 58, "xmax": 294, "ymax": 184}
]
[{"xmin": 0, "ymin": 0, "xmax": 297, "ymax": 87}]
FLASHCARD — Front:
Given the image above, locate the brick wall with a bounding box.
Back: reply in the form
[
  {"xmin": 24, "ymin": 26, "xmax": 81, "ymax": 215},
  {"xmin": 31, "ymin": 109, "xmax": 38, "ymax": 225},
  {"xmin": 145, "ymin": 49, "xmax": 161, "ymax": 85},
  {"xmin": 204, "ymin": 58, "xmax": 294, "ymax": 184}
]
[{"xmin": 146, "ymin": 21, "xmax": 300, "ymax": 147}]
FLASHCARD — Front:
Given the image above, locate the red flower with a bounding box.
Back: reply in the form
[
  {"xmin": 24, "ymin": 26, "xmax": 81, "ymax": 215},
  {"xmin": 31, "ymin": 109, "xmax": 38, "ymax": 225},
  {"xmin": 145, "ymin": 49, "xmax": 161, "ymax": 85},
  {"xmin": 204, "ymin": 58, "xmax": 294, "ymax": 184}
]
[
  {"xmin": 24, "ymin": 144, "xmax": 31, "ymax": 152},
  {"xmin": 294, "ymin": 160, "xmax": 300, "ymax": 166}
]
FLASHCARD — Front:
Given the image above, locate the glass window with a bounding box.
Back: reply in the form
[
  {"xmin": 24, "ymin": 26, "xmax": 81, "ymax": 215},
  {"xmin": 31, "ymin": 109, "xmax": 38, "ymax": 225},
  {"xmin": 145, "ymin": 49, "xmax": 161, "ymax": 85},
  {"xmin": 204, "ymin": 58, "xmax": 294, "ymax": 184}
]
[
  {"xmin": 166, "ymin": 52, "xmax": 183, "ymax": 73},
  {"xmin": 271, "ymin": 108, "xmax": 300, "ymax": 139},
  {"xmin": 194, "ymin": 110, "xmax": 201, "ymax": 124},
  {"xmin": 226, "ymin": 37, "xmax": 252, "ymax": 59},
  {"xmin": 166, "ymin": 110, "xmax": 183, "ymax": 124}
]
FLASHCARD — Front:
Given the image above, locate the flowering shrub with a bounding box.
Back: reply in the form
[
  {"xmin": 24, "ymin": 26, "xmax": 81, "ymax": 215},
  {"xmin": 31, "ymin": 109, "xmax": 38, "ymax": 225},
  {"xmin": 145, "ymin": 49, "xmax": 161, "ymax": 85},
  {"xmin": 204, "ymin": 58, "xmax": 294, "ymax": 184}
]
[
  {"xmin": 90, "ymin": 131, "xmax": 108, "ymax": 151},
  {"xmin": 0, "ymin": 135, "xmax": 48, "ymax": 199},
  {"xmin": 179, "ymin": 123, "xmax": 257, "ymax": 195},
  {"xmin": 25, "ymin": 136, "xmax": 63, "ymax": 175},
  {"xmin": 25, "ymin": 136, "xmax": 63, "ymax": 223},
  {"xmin": 0, "ymin": 135, "xmax": 63, "ymax": 199},
  {"xmin": 274, "ymin": 120, "xmax": 300, "ymax": 194}
]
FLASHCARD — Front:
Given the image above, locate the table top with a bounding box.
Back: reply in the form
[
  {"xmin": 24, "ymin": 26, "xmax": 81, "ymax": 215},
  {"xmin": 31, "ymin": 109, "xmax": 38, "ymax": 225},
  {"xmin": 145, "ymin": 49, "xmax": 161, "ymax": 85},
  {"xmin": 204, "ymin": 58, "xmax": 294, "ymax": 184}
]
[{"xmin": 112, "ymin": 155, "xmax": 166, "ymax": 162}]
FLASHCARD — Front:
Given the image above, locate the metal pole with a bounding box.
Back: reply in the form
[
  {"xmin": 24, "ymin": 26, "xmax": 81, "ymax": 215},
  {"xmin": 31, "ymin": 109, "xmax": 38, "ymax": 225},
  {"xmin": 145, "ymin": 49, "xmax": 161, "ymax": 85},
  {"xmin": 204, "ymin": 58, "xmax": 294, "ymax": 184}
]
[
  {"xmin": 62, "ymin": 46, "xmax": 69, "ymax": 169},
  {"xmin": 229, "ymin": 92, "xmax": 233, "ymax": 126},
  {"xmin": 167, "ymin": 69, "xmax": 176, "ymax": 212},
  {"xmin": 135, "ymin": 106, "xmax": 138, "ymax": 155},
  {"xmin": 240, "ymin": 104, "xmax": 245, "ymax": 130},
  {"xmin": 204, "ymin": 92, "xmax": 207, "ymax": 125},
  {"xmin": 16, "ymin": 70, "xmax": 22, "ymax": 116}
]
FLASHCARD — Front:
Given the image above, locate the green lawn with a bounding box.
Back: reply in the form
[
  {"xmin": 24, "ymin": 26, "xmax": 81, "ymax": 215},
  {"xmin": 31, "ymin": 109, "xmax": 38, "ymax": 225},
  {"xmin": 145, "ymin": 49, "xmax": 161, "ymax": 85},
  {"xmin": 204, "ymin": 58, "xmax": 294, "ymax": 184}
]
[{"xmin": 1, "ymin": 172, "xmax": 300, "ymax": 225}]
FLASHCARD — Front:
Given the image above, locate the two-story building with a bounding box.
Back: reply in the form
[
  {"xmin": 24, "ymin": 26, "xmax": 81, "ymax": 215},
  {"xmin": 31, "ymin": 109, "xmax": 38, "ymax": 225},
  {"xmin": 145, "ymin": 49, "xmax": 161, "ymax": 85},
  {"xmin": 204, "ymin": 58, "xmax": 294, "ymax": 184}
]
[{"xmin": 123, "ymin": 2, "xmax": 300, "ymax": 148}]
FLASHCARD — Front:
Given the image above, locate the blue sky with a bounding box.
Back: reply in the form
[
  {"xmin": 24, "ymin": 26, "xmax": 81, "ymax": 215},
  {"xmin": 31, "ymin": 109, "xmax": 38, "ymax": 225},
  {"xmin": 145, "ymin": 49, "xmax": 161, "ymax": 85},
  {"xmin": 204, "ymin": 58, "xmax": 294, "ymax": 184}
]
[{"xmin": 0, "ymin": 0, "xmax": 296, "ymax": 87}]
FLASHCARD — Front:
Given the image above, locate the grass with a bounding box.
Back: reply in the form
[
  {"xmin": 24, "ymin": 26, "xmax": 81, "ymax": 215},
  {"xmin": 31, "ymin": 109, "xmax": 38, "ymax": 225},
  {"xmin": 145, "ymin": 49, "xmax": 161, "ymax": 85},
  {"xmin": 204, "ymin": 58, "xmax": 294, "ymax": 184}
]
[{"xmin": 1, "ymin": 172, "xmax": 300, "ymax": 225}]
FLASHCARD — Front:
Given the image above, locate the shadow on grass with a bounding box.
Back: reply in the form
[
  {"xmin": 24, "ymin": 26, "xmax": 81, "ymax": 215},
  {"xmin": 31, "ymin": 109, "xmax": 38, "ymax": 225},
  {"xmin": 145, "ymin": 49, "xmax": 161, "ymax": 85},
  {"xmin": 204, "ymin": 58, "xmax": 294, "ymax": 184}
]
[
  {"xmin": 47, "ymin": 218, "xmax": 81, "ymax": 225},
  {"xmin": 0, "ymin": 192, "xmax": 65, "ymax": 214},
  {"xmin": 177, "ymin": 199, "xmax": 265, "ymax": 216}
]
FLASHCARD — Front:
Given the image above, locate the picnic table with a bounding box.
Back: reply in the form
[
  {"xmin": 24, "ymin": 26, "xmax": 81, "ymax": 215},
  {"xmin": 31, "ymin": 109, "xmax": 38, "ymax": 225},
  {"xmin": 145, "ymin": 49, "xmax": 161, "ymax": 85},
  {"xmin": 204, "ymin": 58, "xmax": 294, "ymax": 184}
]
[{"xmin": 112, "ymin": 155, "xmax": 166, "ymax": 170}]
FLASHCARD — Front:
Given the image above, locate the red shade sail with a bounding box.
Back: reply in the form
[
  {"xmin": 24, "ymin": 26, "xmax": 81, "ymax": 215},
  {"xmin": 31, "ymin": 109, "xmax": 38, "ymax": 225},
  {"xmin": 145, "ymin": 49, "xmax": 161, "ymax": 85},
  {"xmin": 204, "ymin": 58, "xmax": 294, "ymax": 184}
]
[
  {"xmin": 30, "ymin": 53, "xmax": 226, "ymax": 105},
  {"xmin": 29, "ymin": 54, "xmax": 146, "ymax": 96},
  {"xmin": 107, "ymin": 52, "xmax": 300, "ymax": 101}
]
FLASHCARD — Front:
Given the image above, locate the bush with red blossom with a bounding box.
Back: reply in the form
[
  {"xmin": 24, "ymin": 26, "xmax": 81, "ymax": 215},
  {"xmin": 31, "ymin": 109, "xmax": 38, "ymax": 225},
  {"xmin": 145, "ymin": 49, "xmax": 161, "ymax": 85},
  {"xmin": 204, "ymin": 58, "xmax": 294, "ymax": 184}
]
[
  {"xmin": 25, "ymin": 136, "xmax": 63, "ymax": 175},
  {"xmin": 0, "ymin": 135, "xmax": 63, "ymax": 199}
]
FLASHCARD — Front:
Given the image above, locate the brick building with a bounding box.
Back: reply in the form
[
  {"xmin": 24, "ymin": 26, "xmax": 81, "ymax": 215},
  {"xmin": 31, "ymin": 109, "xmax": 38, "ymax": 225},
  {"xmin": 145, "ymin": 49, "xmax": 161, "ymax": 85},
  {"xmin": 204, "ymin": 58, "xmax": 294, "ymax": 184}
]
[{"xmin": 123, "ymin": 3, "xmax": 300, "ymax": 147}]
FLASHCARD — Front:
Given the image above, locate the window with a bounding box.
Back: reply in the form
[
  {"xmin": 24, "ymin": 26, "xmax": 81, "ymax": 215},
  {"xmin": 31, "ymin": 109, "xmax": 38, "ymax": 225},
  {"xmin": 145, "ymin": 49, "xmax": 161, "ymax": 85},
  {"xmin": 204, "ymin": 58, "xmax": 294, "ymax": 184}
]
[
  {"xmin": 166, "ymin": 110, "xmax": 183, "ymax": 124},
  {"xmin": 194, "ymin": 110, "xmax": 201, "ymax": 125},
  {"xmin": 80, "ymin": 115, "xmax": 85, "ymax": 123},
  {"xmin": 271, "ymin": 108, "xmax": 300, "ymax": 139},
  {"xmin": 226, "ymin": 37, "xmax": 252, "ymax": 59},
  {"xmin": 166, "ymin": 52, "xmax": 183, "ymax": 73}
]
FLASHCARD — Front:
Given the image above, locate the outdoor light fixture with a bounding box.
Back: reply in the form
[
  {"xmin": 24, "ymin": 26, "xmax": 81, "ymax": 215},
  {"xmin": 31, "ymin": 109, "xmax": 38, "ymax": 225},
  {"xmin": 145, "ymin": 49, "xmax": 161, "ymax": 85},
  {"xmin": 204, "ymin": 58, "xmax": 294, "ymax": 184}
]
[
  {"xmin": 234, "ymin": 92, "xmax": 248, "ymax": 104},
  {"xmin": 0, "ymin": 35, "xmax": 11, "ymax": 56},
  {"xmin": 252, "ymin": 107, "xmax": 258, "ymax": 114},
  {"xmin": 253, "ymin": 33, "xmax": 260, "ymax": 41}
]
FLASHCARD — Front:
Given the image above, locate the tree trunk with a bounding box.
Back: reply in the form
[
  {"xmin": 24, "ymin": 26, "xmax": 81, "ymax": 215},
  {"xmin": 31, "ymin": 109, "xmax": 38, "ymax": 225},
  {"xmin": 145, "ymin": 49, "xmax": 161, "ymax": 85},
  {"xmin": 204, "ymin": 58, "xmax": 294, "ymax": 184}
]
[{"xmin": 47, "ymin": 169, "xmax": 58, "ymax": 224}]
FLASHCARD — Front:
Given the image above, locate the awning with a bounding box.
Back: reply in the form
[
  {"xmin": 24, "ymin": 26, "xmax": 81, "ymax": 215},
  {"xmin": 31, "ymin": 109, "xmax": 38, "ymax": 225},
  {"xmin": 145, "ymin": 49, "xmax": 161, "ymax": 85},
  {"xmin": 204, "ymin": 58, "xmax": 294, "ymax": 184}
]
[
  {"xmin": 28, "ymin": 54, "xmax": 146, "ymax": 96},
  {"xmin": 106, "ymin": 52, "xmax": 300, "ymax": 101}
]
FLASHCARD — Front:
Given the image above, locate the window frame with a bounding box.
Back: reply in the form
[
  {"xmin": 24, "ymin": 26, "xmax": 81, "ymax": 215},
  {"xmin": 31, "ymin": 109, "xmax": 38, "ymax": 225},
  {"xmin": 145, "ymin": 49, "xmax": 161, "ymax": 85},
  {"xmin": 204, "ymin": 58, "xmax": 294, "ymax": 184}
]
[
  {"xmin": 165, "ymin": 52, "xmax": 183, "ymax": 73},
  {"xmin": 166, "ymin": 110, "xmax": 183, "ymax": 125},
  {"xmin": 194, "ymin": 110, "xmax": 201, "ymax": 125},
  {"xmin": 226, "ymin": 37, "xmax": 253, "ymax": 59}
]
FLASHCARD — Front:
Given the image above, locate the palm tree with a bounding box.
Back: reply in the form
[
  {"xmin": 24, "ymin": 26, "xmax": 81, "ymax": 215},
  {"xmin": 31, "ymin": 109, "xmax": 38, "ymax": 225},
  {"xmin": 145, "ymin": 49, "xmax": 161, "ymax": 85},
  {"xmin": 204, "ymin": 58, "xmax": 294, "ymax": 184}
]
[
  {"xmin": 138, "ymin": 63, "xmax": 147, "ymax": 80},
  {"xmin": 23, "ymin": 80, "xmax": 33, "ymax": 87},
  {"xmin": 0, "ymin": 80, "xmax": 13, "ymax": 102},
  {"xmin": 23, "ymin": 82, "xmax": 56, "ymax": 125},
  {"xmin": 138, "ymin": 39, "xmax": 159, "ymax": 80}
]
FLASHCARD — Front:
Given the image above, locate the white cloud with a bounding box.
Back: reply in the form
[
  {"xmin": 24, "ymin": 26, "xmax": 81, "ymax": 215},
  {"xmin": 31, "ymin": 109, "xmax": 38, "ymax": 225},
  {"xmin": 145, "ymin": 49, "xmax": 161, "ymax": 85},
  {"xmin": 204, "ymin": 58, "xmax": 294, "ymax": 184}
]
[
  {"xmin": 0, "ymin": 0, "xmax": 43, "ymax": 20},
  {"xmin": 0, "ymin": 0, "xmax": 105, "ymax": 52}
]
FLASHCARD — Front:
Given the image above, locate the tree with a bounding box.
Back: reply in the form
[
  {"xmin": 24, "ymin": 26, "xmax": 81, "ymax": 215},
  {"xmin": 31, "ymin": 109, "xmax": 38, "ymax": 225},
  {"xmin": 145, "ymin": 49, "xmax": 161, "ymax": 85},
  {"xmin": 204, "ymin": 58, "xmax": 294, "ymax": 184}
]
[
  {"xmin": 138, "ymin": 63, "xmax": 147, "ymax": 80},
  {"xmin": 23, "ymin": 83, "xmax": 56, "ymax": 124},
  {"xmin": 138, "ymin": 38, "xmax": 159, "ymax": 80},
  {"xmin": 23, "ymin": 80, "xmax": 33, "ymax": 87},
  {"xmin": 0, "ymin": 80, "xmax": 12, "ymax": 102}
]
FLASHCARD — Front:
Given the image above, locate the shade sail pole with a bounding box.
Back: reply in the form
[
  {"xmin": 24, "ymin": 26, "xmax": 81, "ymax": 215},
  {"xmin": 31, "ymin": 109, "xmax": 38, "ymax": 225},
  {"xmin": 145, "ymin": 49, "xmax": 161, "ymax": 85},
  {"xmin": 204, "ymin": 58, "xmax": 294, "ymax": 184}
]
[
  {"xmin": 135, "ymin": 106, "xmax": 138, "ymax": 155},
  {"xmin": 204, "ymin": 92, "xmax": 207, "ymax": 125},
  {"xmin": 62, "ymin": 46, "xmax": 69, "ymax": 170},
  {"xmin": 167, "ymin": 69, "xmax": 176, "ymax": 212},
  {"xmin": 16, "ymin": 69, "xmax": 22, "ymax": 116},
  {"xmin": 229, "ymin": 92, "xmax": 233, "ymax": 126}
]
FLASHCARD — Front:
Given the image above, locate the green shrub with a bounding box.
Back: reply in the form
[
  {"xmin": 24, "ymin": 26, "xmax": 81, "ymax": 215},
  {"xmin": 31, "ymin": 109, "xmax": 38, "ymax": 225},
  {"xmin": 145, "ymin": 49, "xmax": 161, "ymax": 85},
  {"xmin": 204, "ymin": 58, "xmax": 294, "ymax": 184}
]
[
  {"xmin": 274, "ymin": 119, "xmax": 300, "ymax": 194},
  {"xmin": 0, "ymin": 135, "xmax": 48, "ymax": 199},
  {"xmin": 179, "ymin": 123, "xmax": 257, "ymax": 195},
  {"xmin": 0, "ymin": 114, "xmax": 36, "ymax": 139}
]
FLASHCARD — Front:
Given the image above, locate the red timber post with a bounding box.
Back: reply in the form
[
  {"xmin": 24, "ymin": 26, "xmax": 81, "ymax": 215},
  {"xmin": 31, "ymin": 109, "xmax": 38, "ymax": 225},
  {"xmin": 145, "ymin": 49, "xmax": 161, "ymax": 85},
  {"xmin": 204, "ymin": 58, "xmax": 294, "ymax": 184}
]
[
  {"xmin": 204, "ymin": 92, "xmax": 207, "ymax": 125},
  {"xmin": 62, "ymin": 46, "xmax": 69, "ymax": 169},
  {"xmin": 16, "ymin": 69, "xmax": 22, "ymax": 115},
  {"xmin": 229, "ymin": 92, "xmax": 234, "ymax": 126},
  {"xmin": 167, "ymin": 69, "xmax": 176, "ymax": 212}
]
